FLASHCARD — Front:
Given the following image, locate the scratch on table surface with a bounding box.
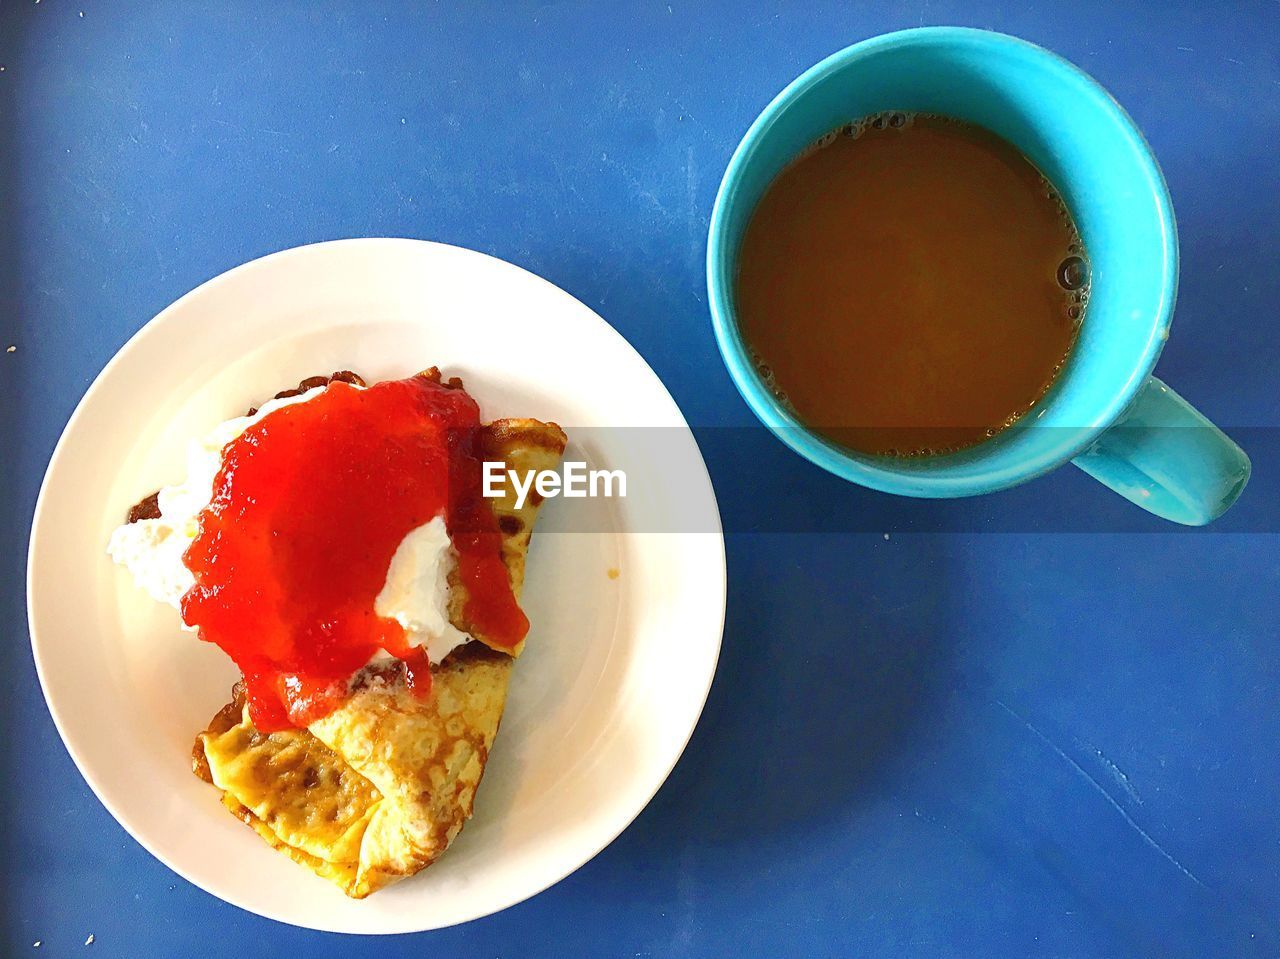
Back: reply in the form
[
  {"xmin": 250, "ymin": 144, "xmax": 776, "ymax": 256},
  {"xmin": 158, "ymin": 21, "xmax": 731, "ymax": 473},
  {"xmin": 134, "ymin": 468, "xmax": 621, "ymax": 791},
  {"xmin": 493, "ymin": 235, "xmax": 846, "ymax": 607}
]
[
  {"xmin": 993, "ymin": 700, "xmax": 1207, "ymax": 889},
  {"xmin": 1078, "ymin": 739, "xmax": 1143, "ymax": 806},
  {"xmin": 549, "ymin": 155, "xmax": 581, "ymax": 202},
  {"xmin": 64, "ymin": 176, "xmax": 93, "ymax": 202},
  {"xmin": 674, "ymin": 844, "xmax": 696, "ymax": 947},
  {"xmin": 910, "ymin": 804, "xmax": 952, "ymax": 834},
  {"xmin": 150, "ymin": 235, "xmax": 168, "ymax": 279},
  {"xmin": 672, "ymin": 96, "xmax": 712, "ymax": 139},
  {"xmin": 210, "ymin": 117, "xmax": 289, "ymax": 137},
  {"xmin": 235, "ymin": 42, "xmax": 268, "ymax": 71},
  {"xmin": 685, "ymin": 145, "xmax": 700, "ymax": 261},
  {"xmin": 390, "ymin": 181, "xmax": 414, "ymax": 207},
  {"xmin": 601, "ymin": 154, "xmax": 673, "ymax": 220}
]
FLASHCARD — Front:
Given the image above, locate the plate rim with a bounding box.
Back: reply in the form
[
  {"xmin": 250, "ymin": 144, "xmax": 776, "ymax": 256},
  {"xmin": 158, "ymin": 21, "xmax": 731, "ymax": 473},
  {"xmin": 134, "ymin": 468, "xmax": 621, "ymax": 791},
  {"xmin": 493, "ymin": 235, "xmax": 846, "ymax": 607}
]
[{"xmin": 26, "ymin": 237, "xmax": 727, "ymax": 933}]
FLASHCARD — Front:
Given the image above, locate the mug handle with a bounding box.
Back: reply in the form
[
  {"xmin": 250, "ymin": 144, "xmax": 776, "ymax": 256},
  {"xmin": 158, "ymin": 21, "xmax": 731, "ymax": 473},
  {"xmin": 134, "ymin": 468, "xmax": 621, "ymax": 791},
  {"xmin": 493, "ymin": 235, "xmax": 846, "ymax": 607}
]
[{"xmin": 1073, "ymin": 377, "xmax": 1250, "ymax": 525}]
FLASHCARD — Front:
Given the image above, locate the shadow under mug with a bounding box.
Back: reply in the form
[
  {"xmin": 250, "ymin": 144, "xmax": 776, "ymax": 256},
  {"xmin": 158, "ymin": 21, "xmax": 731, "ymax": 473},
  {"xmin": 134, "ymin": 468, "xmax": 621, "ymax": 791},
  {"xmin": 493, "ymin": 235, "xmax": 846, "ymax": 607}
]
[{"xmin": 707, "ymin": 27, "xmax": 1250, "ymax": 526}]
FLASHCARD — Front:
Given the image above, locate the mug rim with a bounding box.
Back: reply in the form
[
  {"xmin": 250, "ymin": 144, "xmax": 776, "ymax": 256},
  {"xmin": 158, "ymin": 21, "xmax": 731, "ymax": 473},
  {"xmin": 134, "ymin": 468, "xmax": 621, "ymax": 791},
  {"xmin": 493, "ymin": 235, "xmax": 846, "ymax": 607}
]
[{"xmin": 706, "ymin": 26, "xmax": 1179, "ymax": 498}]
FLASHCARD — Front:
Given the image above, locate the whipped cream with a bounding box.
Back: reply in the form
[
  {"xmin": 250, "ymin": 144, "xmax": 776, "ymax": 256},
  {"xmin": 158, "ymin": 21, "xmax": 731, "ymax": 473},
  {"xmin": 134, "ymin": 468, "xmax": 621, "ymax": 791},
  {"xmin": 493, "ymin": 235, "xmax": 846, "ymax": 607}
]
[
  {"xmin": 107, "ymin": 386, "xmax": 327, "ymax": 614},
  {"xmin": 372, "ymin": 516, "xmax": 473, "ymax": 665},
  {"xmin": 107, "ymin": 384, "xmax": 473, "ymax": 665}
]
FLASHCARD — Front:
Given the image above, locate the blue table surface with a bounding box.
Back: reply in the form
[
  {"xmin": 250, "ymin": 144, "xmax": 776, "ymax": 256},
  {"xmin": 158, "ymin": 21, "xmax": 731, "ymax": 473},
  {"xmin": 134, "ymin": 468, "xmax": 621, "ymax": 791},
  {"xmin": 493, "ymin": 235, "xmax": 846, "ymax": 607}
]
[{"xmin": 3, "ymin": 1, "xmax": 1279, "ymax": 956}]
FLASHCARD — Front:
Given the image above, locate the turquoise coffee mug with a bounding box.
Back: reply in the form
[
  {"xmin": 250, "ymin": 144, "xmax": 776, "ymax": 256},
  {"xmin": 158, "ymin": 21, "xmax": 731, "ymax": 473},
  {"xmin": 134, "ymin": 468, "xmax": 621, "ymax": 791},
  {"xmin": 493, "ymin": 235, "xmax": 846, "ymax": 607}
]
[{"xmin": 707, "ymin": 27, "xmax": 1250, "ymax": 525}]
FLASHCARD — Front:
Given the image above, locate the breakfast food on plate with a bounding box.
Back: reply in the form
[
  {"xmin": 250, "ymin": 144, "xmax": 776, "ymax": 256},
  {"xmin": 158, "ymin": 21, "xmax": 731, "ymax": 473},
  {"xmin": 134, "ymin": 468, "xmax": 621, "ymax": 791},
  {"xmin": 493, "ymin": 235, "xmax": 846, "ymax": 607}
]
[{"xmin": 108, "ymin": 368, "xmax": 566, "ymax": 897}]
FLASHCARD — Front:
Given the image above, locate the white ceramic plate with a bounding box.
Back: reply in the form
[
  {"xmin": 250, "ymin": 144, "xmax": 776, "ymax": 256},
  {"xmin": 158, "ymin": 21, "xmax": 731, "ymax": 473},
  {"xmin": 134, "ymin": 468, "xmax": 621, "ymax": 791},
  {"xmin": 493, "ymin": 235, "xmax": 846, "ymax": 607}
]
[{"xmin": 27, "ymin": 239, "xmax": 725, "ymax": 934}]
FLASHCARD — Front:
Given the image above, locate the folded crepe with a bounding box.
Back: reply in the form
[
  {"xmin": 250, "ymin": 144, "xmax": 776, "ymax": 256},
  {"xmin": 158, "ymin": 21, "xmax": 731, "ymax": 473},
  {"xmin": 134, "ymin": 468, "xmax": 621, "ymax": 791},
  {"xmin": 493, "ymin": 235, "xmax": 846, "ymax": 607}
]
[{"xmin": 181, "ymin": 373, "xmax": 566, "ymax": 898}]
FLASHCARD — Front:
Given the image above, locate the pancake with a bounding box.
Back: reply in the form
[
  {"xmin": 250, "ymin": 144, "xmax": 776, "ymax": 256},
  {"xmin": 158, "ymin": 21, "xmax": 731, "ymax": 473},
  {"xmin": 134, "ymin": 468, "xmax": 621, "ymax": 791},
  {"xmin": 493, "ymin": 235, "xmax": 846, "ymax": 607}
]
[{"xmin": 178, "ymin": 371, "xmax": 565, "ymax": 897}]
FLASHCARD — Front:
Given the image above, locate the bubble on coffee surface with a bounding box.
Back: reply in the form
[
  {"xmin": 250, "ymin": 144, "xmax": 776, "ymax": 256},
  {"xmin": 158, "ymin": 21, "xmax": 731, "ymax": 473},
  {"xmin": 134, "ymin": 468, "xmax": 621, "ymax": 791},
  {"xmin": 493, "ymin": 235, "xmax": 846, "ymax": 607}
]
[
  {"xmin": 818, "ymin": 112, "xmax": 917, "ymax": 148},
  {"xmin": 864, "ymin": 110, "xmax": 914, "ymax": 132},
  {"xmin": 1057, "ymin": 254, "xmax": 1089, "ymax": 291},
  {"xmin": 894, "ymin": 439, "xmax": 967, "ymax": 458},
  {"xmin": 796, "ymin": 130, "xmax": 835, "ymax": 161},
  {"xmin": 751, "ymin": 352, "xmax": 796, "ymax": 412},
  {"xmin": 793, "ymin": 139, "xmax": 821, "ymax": 162}
]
